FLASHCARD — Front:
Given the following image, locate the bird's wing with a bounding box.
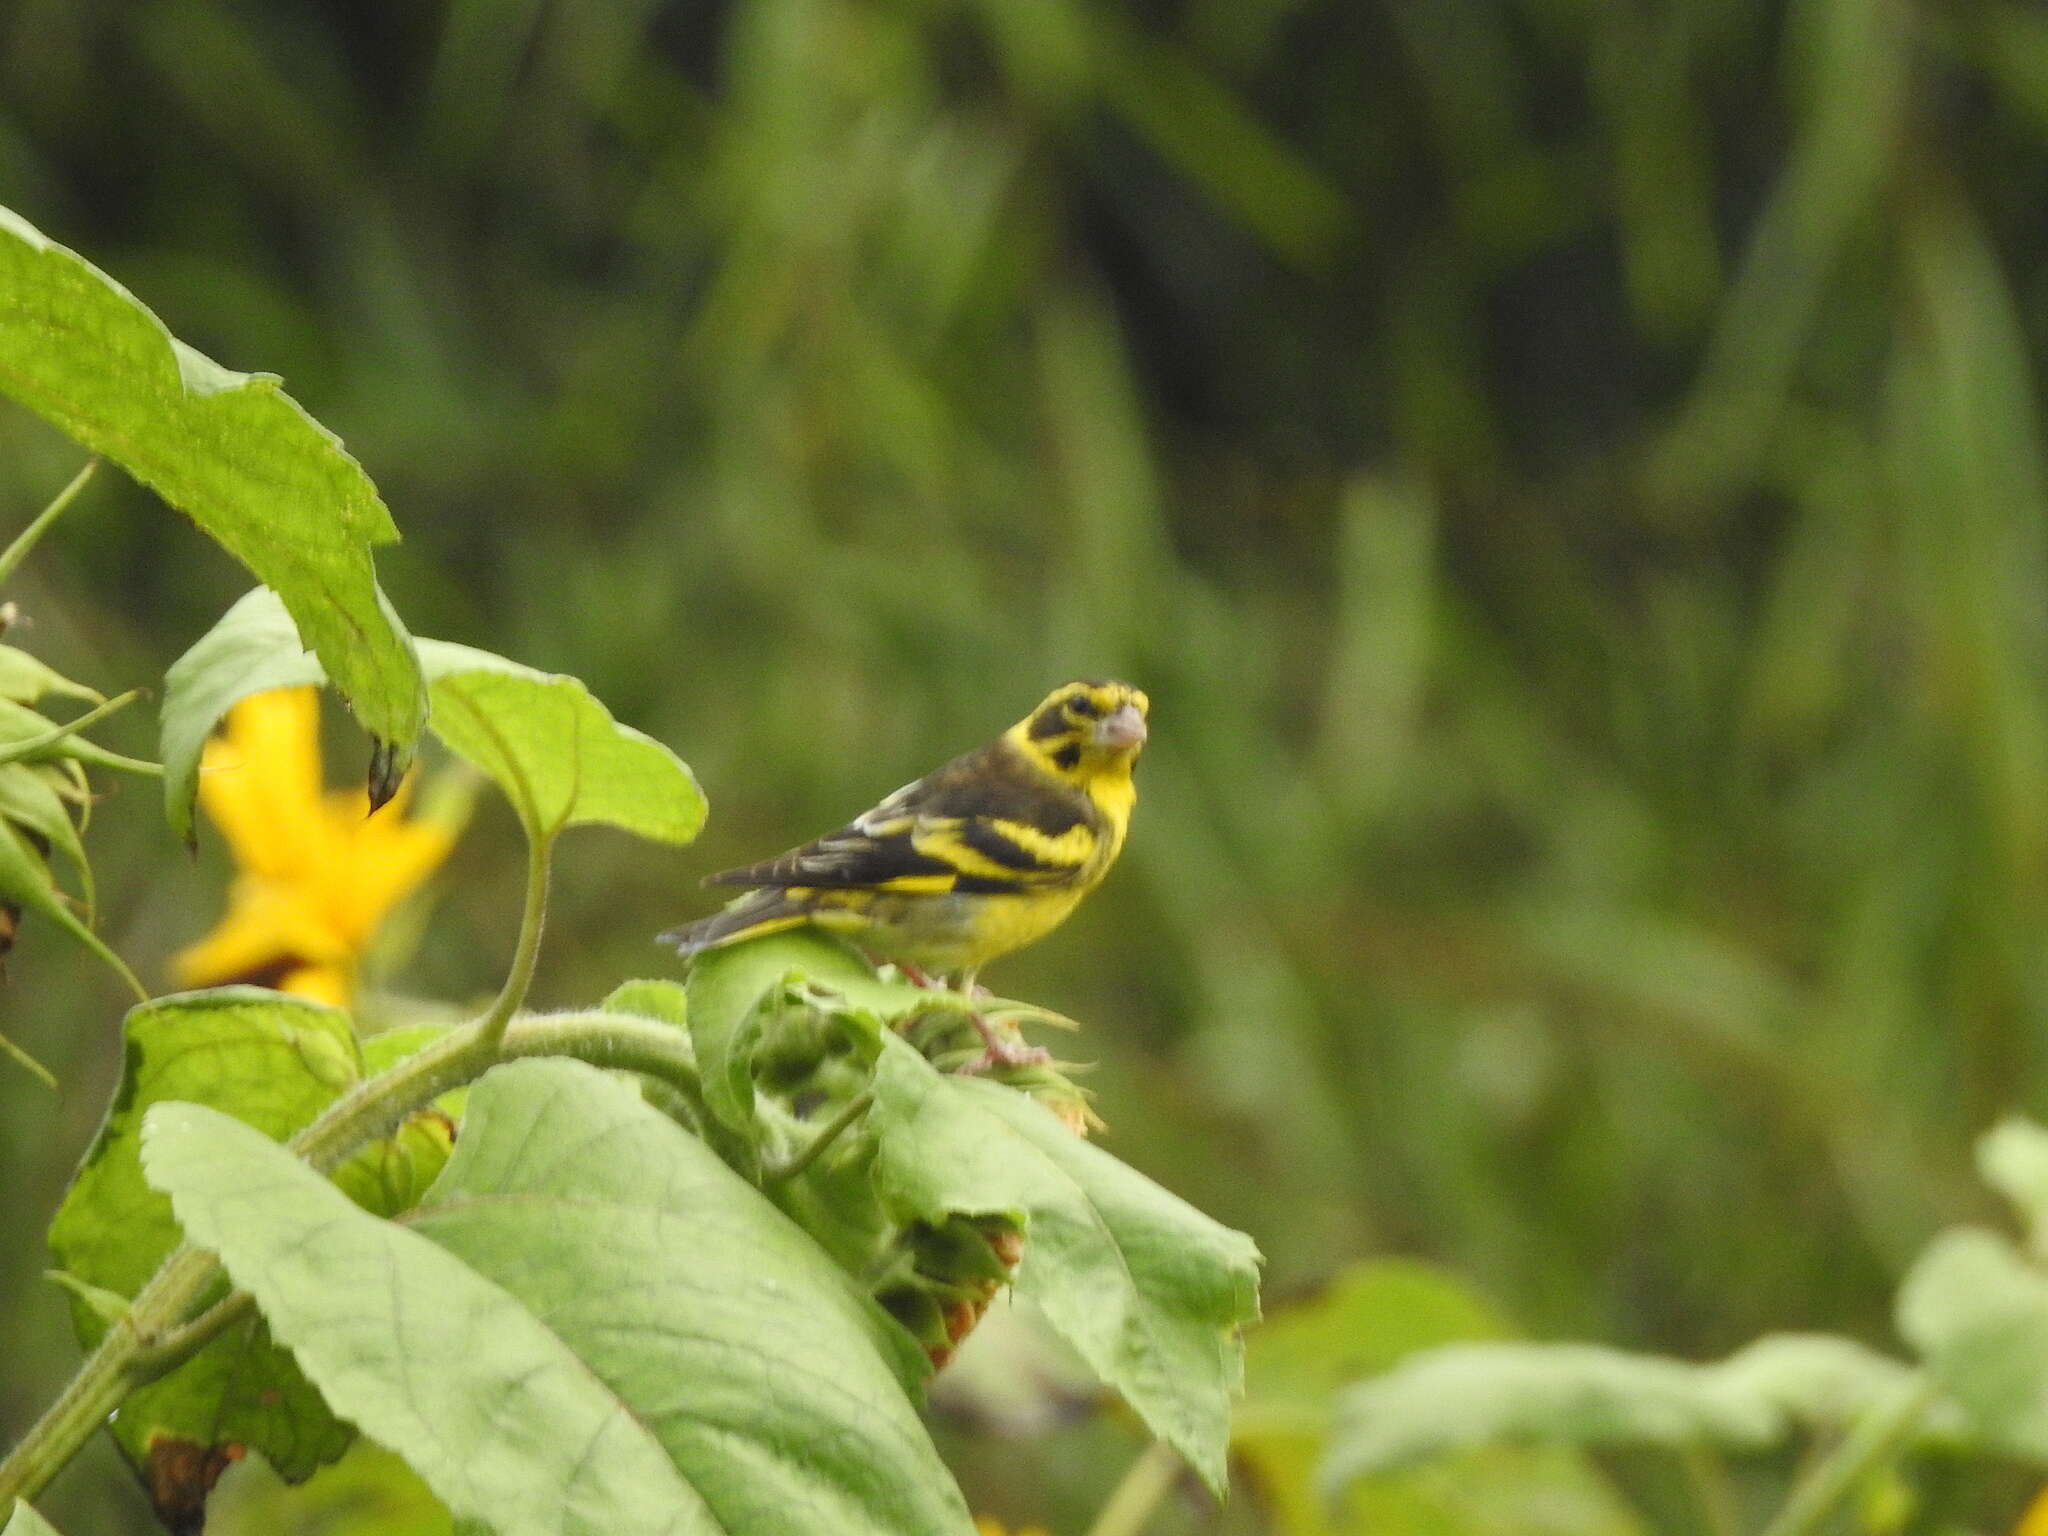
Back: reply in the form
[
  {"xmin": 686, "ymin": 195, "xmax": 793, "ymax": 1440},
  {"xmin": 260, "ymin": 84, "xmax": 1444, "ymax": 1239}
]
[{"xmin": 706, "ymin": 743, "xmax": 1099, "ymax": 894}]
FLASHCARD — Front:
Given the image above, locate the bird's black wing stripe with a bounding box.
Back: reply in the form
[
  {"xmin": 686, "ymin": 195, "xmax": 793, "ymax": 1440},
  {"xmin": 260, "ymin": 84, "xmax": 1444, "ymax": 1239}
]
[
  {"xmin": 705, "ymin": 826, "xmax": 956, "ymax": 889},
  {"xmin": 704, "ymin": 737, "xmax": 1096, "ymax": 891},
  {"xmin": 952, "ymin": 875, "xmax": 1022, "ymax": 894},
  {"xmin": 957, "ymin": 821, "xmax": 1047, "ymax": 871}
]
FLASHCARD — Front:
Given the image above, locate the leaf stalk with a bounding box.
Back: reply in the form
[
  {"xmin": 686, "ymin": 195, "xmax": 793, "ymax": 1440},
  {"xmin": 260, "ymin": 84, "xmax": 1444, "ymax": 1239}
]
[
  {"xmin": 0, "ymin": 690, "xmax": 145, "ymax": 771},
  {"xmin": 765, "ymin": 1092, "xmax": 875, "ymax": 1186},
  {"xmin": 0, "ymin": 460, "xmax": 97, "ymax": 589},
  {"xmin": 474, "ymin": 829, "xmax": 553, "ymax": 1049},
  {"xmin": 1756, "ymin": 1377, "xmax": 1938, "ymax": 1536}
]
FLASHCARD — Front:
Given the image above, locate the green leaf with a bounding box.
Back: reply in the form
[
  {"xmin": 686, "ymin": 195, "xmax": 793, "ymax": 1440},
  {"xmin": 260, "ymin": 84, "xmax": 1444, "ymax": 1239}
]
[
  {"xmin": 1980, "ymin": 1118, "xmax": 2048, "ymax": 1254},
  {"xmin": 159, "ymin": 587, "xmax": 328, "ymax": 844},
  {"xmin": 416, "ymin": 639, "xmax": 704, "ymax": 841},
  {"xmin": 595, "ymin": 977, "xmax": 756, "ymax": 1167},
  {"xmin": 867, "ymin": 1036, "xmax": 1261, "ymax": 1494},
  {"xmin": 1707, "ymin": 1334, "xmax": 1954, "ymax": 1436},
  {"xmin": 331, "ymin": 1103, "xmax": 459, "ymax": 1219},
  {"xmin": 42, "ymin": 1268, "xmax": 132, "ymax": 1327},
  {"xmin": 1897, "ymin": 1227, "xmax": 2048, "ymax": 1461},
  {"xmin": 1323, "ymin": 1344, "xmax": 1774, "ymax": 1489},
  {"xmin": 1319, "ymin": 1329, "xmax": 1954, "ymax": 1497},
  {"xmin": 44, "ymin": 989, "xmax": 400, "ymax": 1482},
  {"xmin": 203, "ymin": 1442, "xmax": 453, "ymax": 1536},
  {"xmin": 3, "ymin": 1499, "xmax": 63, "ymax": 1536},
  {"xmin": 684, "ymin": 937, "xmax": 792, "ymax": 1134},
  {"xmin": 56, "ymin": 993, "xmax": 368, "ymax": 1294},
  {"xmin": 159, "ymin": 588, "xmax": 704, "ymax": 846},
  {"xmin": 1237, "ymin": 1259, "xmax": 1511, "ymax": 1444},
  {"xmin": 140, "ymin": 1059, "xmax": 977, "ymax": 1536},
  {"xmin": 0, "ymin": 697, "xmax": 145, "ymax": 776},
  {"xmin": 599, "ymin": 977, "xmax": 691, "ymax": 1030},
  {"xmin": 0, "ymin": 206, "xmax": 424, "ymax": 778},
  {"xmin": 686, "ymin": 930, "xmax": 958, "ymax": 1136},
  {"xmin": 1236, "ymin": 1262, "xmax": 1645, "ymax": 1536},
  {"xmin": 0, "ymin": 762, "xmax": 91, "ymax": 912},
  {"xmin": 0, "ymin": 645, "xmax": 101, "ymax": 706},
  {"xmin": 0, "ymin": 817, "xmax": 137, "ymax": 1000}
]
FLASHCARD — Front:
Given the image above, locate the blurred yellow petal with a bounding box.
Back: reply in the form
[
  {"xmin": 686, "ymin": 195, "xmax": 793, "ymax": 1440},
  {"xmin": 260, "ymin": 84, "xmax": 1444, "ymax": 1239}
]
[
  {"xmin": 196, "ymin": 688, "xmax": 331, "ymax": 881},
  {"xmin": 173, "ymin": 879, "xmax": 352, "ymax": 987},
  {"xmin": 321, "ymin": 788, "xmax": 461, "ymax": 944},
  {"xmin": 180, "ymin": 687, "xmax": 468, "ymax": 1004},
  {"xmin": 172, "ymin": 897, "xmax": 287, "ymax": 989},
  {"xmin": 276, "ymin": 964, "xmax": 352, "ymax": 1007}
]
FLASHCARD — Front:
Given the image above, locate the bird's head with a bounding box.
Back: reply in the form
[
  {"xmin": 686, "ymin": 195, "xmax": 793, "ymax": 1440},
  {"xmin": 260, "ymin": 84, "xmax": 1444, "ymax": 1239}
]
[{"xmin": 1010, "ymin": 680, "xmax": 1150, "ymax": 783}]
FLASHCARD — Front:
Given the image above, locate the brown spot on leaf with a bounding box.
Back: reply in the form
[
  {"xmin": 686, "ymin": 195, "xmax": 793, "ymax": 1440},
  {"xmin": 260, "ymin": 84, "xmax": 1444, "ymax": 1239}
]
[{"xmin": 144, "ymin": 1434, "xmax": 243, "ymax": 1535}]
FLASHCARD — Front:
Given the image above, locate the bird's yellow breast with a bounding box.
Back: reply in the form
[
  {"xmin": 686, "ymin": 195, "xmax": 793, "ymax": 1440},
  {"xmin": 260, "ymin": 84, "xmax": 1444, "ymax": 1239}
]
[
  {"xmin": 804, "ymin": 881, "xmax": 1092, "ymax": 972},
  {"xmin": 1086, "ymin": 769, "xmax": 1137, "ymax": 862}
]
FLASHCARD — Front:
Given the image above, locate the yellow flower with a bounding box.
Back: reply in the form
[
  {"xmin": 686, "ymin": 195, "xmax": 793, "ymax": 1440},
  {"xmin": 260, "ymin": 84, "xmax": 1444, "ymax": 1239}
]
[
  {"xmin": 2019, "ymin": 1488, "xmax": 2048, "ymax": 1536},
  {"xmin": 173, "ymin": 687, "xmax": 464, "ymax": 1005},
  {"xmin": 975, "ymin": 1521, "xmax": 1051, "ymax": 1536}
]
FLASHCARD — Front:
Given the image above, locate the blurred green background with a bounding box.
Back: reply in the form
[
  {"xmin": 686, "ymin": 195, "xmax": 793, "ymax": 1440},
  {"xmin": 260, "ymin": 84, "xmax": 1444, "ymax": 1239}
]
[{"xmin": 9, "ymin": 0, "xmax": 2048, "ymax": 1528}]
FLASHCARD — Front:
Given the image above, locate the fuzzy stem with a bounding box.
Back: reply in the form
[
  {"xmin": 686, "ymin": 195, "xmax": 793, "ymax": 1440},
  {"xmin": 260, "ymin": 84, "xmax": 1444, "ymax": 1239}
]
[
  {"xmin": 474, "ymin": 831, "xmax": 553, "ymax": 1048},
  {"xmin": 0, "ymin": 1245, "xmax": 221, "ymax": 1505}
]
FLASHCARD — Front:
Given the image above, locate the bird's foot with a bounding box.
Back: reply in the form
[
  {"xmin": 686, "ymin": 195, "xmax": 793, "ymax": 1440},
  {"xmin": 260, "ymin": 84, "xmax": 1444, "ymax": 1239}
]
[
  {"xmin": 959, "ymin": 1012, "xmax": 1051, "ymax": 1074},
  {"xmin": 890, "ymin": 963, "xmax": 991, "ymax": 1001}
]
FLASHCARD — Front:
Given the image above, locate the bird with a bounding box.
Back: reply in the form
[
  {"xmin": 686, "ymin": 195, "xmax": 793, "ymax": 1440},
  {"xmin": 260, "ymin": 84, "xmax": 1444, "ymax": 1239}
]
[{"xmin": 660, "ymin": 679, "xmax": 1149, "ymax": 1068}]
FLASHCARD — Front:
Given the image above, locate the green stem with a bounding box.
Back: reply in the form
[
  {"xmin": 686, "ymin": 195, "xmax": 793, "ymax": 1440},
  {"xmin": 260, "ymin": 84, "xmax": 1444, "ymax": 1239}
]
[
  {"xmin": 0, "ymin": 1326, "xmax": 135, "ymax": 1504},
  {"xmin": 1757, "ymin": 1378, "xmax": 1937, "ymax": 1536},
  {"xmin": 0, "ymin": 1245, "xmax": 221, "ymax": 1506},
  {"xmin": 765, "ymin": 1092, "xmax": 874, "ymax": 1185},
  {"xmin": 291, "ymin": 1019, "xmax": 497, "ymax": 1173},
  {"xmin": 74, "ymin": 750, "xmax": 162, "ymax": 778},
  {"xmin": 0, "ymin": 1007, "xmax": 700, "ymax": 1507},
  {"xmin": 291, "ymin": 1009, "xmax": 703, "ymax": 1174},
  {"xmin": 131, "ymin": 1291, "xmax": 256, "ymax": 1384},
  {"xmin": 475, "ymin": 831, "xmax": 553, "ymax": 1048},
  {"xmin": 0, "ymin": 1028, "xmax": 56, "ymax": 1090},
  {"xmin": 1085, "ymin": 1440, "xmax": 1182, "ymax": 1536},
  {"xmin": 0, "ymin": 460, "xmax": 96, "ymax": 589},
  {"xmin": 503, "ymin": 1010, "xmax": 703, "ymax": 1086},
  {"xmin": 0, "ymin": 690, "xmax": 143, "ymax": 770}
]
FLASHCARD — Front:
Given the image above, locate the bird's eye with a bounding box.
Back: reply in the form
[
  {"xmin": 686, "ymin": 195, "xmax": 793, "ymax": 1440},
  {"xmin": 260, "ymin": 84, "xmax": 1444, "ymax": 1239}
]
[{"xmin": 1067, "ymin": 695, "xmax": 1100, "ymax": 718}]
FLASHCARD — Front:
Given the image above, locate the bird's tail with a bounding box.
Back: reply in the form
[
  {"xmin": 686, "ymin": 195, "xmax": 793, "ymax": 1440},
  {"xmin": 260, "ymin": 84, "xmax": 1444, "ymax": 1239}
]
[{"xmin": 657, "ymin": 889, "xmax": 813, "ymax": 957}]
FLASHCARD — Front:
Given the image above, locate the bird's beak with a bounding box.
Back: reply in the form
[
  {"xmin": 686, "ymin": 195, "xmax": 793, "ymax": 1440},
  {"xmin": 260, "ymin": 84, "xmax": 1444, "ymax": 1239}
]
[{"xmin": 1093, "ymin": 703, "xmax": 1148, "ymax": 751}]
